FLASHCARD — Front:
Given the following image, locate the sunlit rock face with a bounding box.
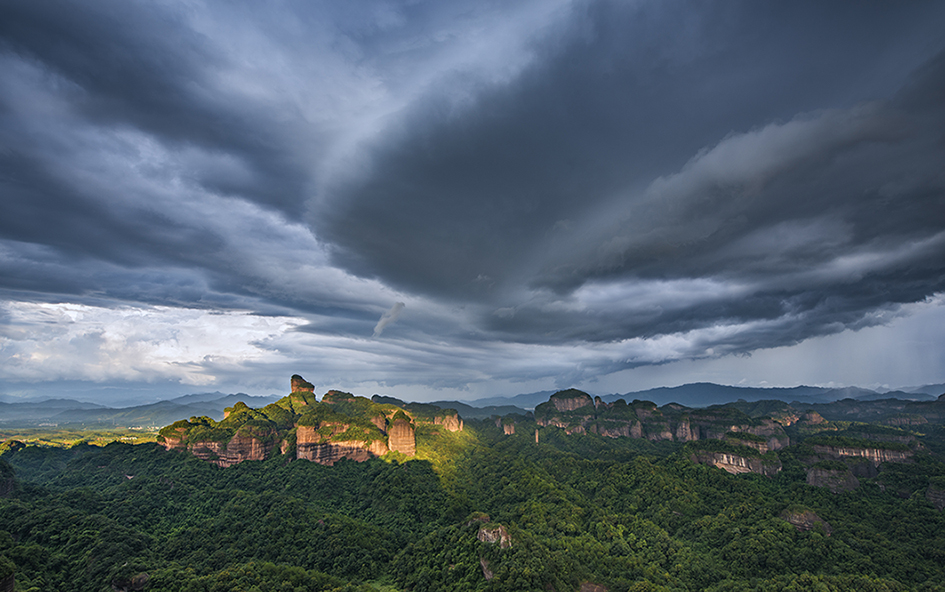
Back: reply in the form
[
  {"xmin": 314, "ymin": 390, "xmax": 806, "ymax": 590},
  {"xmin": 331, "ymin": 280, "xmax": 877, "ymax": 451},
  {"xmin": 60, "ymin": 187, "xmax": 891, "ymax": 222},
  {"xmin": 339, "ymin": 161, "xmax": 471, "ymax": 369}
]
[
  {"xmin": 551, "ymin": 389, "xmax": 594, "ymax": 412},
  {"xmin": 295, "ymin": 425, "xmax": 389, "ymax": 465},
  {"xmin": 291, "ymin": 374, "xmax": 315, "ymax": 393},
  {"xmin": 189, "ymin": 433, "xmax": 277, "ymax": 468},
  {"xmin": 388, "ymin": 417, "xmax": 416, "ymax": 455},
  {"xmin": 434, "ymin": 412, "xmax": 464, "ymax": 432}
]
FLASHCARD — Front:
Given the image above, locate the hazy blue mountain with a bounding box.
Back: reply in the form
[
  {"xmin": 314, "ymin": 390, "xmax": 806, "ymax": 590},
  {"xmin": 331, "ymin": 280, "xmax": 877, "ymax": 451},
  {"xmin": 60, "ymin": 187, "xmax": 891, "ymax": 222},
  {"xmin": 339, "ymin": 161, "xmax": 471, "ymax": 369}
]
[
  {"xmin": 600, "ymin": 383, "xmax": 832, "ymax": 407},
  {"xmin": 168, "ymin": 393, "xmax": 280, "ymax": 411},
  {"xmin": 372, "ymin": 395, "xmax": 527, "ymax": 420},
  {"xmin": 0, "ymin": 399, "xmax": 107, "ymax": 422},
  {"xmin": 1, "ymin": 393, "xmax": 279, "ymax": 427},
  {"xmin": 52, "ymin": 400, "xmax": 212, "ymax": 428},
  {"xmin": 903, "ymin": 383, "xmax": 945, "ymax": 396},
  {"xmin": 466, "ymin": 390, "xmax": 556, "ymax": 409},
  {"xmin": 848, "ymin": 389, "xmax": 936, "ymax": 402}
]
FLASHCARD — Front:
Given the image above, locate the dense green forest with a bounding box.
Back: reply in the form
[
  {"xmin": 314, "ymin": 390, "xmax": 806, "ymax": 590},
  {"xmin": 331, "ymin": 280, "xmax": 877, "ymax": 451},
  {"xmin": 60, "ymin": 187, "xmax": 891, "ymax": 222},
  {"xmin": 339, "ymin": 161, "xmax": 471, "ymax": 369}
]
[{"xmin": 2, "ymin": 412, "xmax": 945, "ymax": 592}]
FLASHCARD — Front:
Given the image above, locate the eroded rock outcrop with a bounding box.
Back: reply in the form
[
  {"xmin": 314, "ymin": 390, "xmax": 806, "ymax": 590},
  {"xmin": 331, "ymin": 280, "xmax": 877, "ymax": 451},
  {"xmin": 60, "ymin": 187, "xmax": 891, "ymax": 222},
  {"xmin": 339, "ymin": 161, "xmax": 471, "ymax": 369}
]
[
  {"xmin": 388, "ymin": 417, "xmax": 416, "ymax": 456},
  {"xmin": 781, "ymin": 509, "xmax": 832, "ymax": 534},
  {"xmin": 434, "ymin": 412, "xmax": 464, "ymax": 432},
  {"xmin": 477, "ymin": 523, "xmax": 511, "ymax": 549},
  {"xmin": 926, "ymin": 484, "xmax": 945, "ymax": 510},
  {"xmin": 190, "ymin": 432, "xmax": 277, "ymax": 468},
  {"xmin": 297, "ymin": 441, "xmax": 386, "ymax": 465},
  {"xmin": 811, "ymin": 445, "xmax": 913, "ymax": 465},
  {"xmin": 551, "ymin": 389, "xmax": 594, "ymax": 412},
  {"xmin": 291, "ymin": 374, "xmax": 315, "ymax": 393},
  {"xmin": 160, "ymin": 375, "xmax": 438, "ymax": 467},
  {"xmin": 691, "ymin": 451, "xmax": 781, "ymax": 477}
]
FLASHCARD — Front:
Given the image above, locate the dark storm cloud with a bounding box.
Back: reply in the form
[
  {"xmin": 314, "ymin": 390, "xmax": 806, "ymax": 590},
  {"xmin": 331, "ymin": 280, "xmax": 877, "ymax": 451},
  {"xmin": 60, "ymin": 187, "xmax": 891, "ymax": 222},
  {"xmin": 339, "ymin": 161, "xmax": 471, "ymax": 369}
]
[
  {"xmin": 0, "ymin": 1, "xmax": 313, "ymax": 215},
  {"xmin": 1, "ymin": 0, "xmax": 944, "ymax": 394},
  {"xmin": 319, "ymin": 1, "xmax": 945, "ymax": 357}
]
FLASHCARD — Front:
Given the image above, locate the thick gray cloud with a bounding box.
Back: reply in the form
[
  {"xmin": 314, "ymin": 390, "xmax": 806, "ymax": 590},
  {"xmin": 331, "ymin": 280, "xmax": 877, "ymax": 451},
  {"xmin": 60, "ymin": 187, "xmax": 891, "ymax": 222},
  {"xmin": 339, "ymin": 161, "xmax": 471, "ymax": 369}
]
[{"xmin": 0, "ymin": 0, "xmax": 943, "ymax": 399}]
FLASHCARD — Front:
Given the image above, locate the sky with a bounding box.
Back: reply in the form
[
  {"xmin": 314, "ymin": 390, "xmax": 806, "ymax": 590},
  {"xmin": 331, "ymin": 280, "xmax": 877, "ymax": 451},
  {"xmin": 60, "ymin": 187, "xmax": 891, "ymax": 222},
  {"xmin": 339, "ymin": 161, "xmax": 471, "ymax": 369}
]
[{"xmin": 1, "ymin": 1, "xmax": 944, "ymax": 405}]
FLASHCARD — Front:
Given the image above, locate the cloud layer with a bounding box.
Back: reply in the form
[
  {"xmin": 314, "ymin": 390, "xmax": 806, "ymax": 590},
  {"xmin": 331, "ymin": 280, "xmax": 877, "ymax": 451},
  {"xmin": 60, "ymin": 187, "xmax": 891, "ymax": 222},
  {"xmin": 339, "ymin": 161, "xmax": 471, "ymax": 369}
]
[{"xmin": 1, "ymin": 1, "xmax": 943, "ymax": 400}]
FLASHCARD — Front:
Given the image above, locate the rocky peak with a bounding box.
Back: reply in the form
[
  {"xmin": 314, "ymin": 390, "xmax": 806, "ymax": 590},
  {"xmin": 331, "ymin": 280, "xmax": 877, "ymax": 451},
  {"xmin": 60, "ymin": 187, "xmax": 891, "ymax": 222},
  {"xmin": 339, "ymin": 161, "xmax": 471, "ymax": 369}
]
[
  {"xmin": 388, "ymin": 415, "xmax": 416, "ymax": 456},
  {"xmin": 291, "ymin": 374, "xmax": 314, "ymax": 393},
  {"xmin": 550, "ymin": 389, "xmax": 594, "ymax": 412},
  {"xmin": 477, "ymin": 523, "xmax": 511, "ymax": 549}
]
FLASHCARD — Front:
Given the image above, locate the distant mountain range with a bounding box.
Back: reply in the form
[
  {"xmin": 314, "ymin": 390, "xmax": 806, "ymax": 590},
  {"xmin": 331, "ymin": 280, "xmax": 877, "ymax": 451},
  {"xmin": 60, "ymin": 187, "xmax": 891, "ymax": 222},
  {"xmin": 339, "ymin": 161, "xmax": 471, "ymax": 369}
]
[
  {"xmin": 1, "ymin": 382, "xmax": 942, "ymax": 428},
  {"xmin": 0, "ymin": 393, "xmax": 280, "ymax": 428},
  {"xmin": 466, "ymin": 382, "xmax": 943, "ymax": 410}
]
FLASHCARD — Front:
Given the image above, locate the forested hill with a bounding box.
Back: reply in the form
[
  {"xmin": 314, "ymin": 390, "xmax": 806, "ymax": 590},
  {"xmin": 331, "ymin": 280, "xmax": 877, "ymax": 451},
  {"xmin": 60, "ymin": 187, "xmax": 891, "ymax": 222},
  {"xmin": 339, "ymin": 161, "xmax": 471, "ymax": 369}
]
[{"xmin": 1, "ymin": 383, "xmax": 945, "ymax": 591}]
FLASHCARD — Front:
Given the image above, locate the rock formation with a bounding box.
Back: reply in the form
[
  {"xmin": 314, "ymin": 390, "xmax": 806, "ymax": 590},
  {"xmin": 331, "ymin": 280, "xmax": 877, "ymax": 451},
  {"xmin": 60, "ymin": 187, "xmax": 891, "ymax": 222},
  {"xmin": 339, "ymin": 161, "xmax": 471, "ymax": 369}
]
[
  {"xmin": 477, "ymin": 523, "xmax": 511, "ymax": 549},
  {"xmin": 927, "ymin": 484, "xmax": 945, "ymax": 510},
  {"xmin": 434, "ymin": 412, "xmax": 464, "ymax": 432},
  {"xmin": 806, "ymin": 466, "xmax": 859, "ymax": 493},
  {"xmin": 159, "ymin": 375, "xmax": 436, "ymax": 467},
  {"xmin": 781, "ymin": 509, "xmax": 832, "ymax": 534},
  {"xmin": 690, "ymin": 451, "xmax": 781, "ymax": 477},
  {"xmin": 810, "ymin": 444, "xmax": 913, "ymax": 465},
  {"xmin": 291, "ymin": 374, "xmax": 315, "ymax": 393},
  {"xmin": 388, "ymin": 416, "xmax": 416, "ymax": 455},
  {"xmin": 535, "ymin": 389, "xmax": 791, "ymax": 449},
  {"xmin": 189, "ymin": 432, "xmax": 277, "ymax": 468},
  {"xmin": 551, "ymin": 389, "xmax": 594, "ymax": 412}
]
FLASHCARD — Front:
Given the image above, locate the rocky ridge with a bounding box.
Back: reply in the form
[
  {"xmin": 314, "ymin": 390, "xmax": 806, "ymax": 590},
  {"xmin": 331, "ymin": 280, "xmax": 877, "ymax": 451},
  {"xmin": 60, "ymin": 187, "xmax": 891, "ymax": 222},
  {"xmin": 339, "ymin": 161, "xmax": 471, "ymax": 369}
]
[{"xmin": 159, "ymin": 375, "xmax": 464, "ymax": 467}]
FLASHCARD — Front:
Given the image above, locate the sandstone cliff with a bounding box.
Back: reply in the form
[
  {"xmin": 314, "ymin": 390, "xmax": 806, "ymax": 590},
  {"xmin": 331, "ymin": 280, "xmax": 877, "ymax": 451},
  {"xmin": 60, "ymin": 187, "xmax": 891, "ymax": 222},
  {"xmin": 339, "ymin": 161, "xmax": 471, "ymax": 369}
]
[
  {"xmin": 158, "ymin": 374, "xmax": 445, "ymax": 467},
  {"xmin": 810, "ymin": 444, "xmax": 914, "ymax": 465},
  {"xmin": 690, "ymin": 450, "xmax": 781, "ymax": 477},
  {"xmin": 291, "ymin": 374, "xmax": 315, "ymax": 393},
  {"xmin": 388, "ymin": 416, "xmax": 416, "ymax": 455},
  {"xmin": 806, "ymin": 466, "xmax": 859, "ymax": 493},
  {"xmin": 534, "ymin": 390, "xmax": 790, "ymax": 449}
]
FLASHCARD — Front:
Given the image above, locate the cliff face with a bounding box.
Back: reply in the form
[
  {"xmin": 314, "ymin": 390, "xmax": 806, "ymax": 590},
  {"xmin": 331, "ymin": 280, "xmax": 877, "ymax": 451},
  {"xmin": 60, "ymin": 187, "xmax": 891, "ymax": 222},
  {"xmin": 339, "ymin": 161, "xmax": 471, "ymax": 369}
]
[
  {"xmin": 291, "ymin": 374, "xmax": 315, "ymax": 393},
  {"xmin": 434, "ymin": 413, "xmax": 464, "ymax": 432},
  {"xmin": 535, "ymin": 390, "xmax": 790, "ymax": 448},
  {"xmin": 552, "ymin": 389, "xmax": 594, "ymax": 412},
  {"xmin": 811, "ymin": 445, "xmax": 914, "ymax": 465},
  {"xmin": 189, "ymin": 432, "xmax": 277, "ymax": 468},
  {"xmin": 296, "ymin": 425, "xmax": 389, "ymax": 465},
  {"xmin": 160, "ymin": 374, "xmax": 434, "ymax": 467},
  {"xmin": 927, "ymin": 485, "xmax": 945, "ymax": 510},
  {"xmin": 388, "ymin": 418, "xmax": 416, "ymax": 455},
  {"xmin": 690, "ymin": 451, "xmax": 781, "ymax": 477},
  {"xmin": 807, "ymin": 467, "xmax": 859, "ymax": 493}
]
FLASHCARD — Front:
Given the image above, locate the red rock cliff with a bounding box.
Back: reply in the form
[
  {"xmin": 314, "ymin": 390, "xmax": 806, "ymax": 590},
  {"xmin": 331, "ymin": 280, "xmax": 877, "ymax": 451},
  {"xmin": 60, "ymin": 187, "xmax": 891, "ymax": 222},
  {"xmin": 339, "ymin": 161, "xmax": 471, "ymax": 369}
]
[{"xmin": 388, "ymin": 417, "xmax": 416, "ymax": 455}]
